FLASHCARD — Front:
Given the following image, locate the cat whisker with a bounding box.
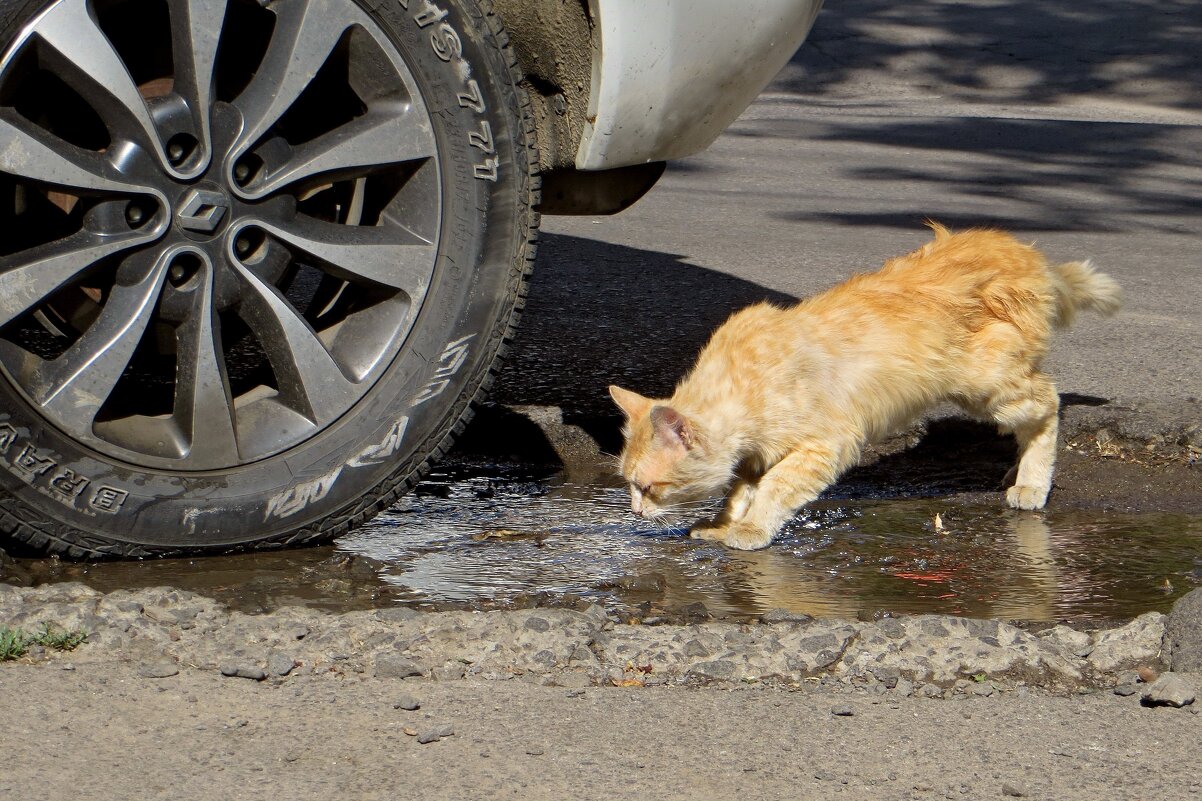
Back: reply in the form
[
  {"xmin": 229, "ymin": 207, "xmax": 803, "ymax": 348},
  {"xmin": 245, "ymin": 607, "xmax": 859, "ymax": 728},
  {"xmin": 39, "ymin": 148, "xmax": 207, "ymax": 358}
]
[
  {"xmin": 644, "ymin": 512, "xmax": 689, "ymax": 531},
  {"xmin": 661, "ymin": 500, "xmax": 723, "ymax": 515}
]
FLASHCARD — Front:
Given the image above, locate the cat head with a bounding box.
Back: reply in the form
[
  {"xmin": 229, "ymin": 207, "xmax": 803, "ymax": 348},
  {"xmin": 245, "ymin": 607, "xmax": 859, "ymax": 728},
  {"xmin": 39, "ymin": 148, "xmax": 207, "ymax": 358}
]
[{"xmin": 608, "ymin": 385, "xmax": 729, "ymax": 518}]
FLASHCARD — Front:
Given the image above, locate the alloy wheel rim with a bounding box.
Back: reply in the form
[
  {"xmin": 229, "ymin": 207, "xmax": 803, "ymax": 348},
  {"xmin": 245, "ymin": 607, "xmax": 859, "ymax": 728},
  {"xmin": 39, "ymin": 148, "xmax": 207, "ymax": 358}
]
[{"xmin": 0, "ymin": 0, "xmax": 441, "ymax": 470}]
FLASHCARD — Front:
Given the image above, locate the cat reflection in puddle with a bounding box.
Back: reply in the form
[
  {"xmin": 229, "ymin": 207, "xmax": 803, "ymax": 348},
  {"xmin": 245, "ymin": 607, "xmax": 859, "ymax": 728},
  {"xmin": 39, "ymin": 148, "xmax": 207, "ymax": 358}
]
[{"xmin": 720, "ymin": 512, "xmax": 1059, "ymax": 621}]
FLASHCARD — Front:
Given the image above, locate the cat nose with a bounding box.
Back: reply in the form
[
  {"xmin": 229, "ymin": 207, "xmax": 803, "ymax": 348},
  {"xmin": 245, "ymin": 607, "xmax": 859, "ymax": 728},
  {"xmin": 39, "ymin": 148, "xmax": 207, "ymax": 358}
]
[{"xmin": 631, "ymin": 495, "xmax": 643, "ymax": 515}]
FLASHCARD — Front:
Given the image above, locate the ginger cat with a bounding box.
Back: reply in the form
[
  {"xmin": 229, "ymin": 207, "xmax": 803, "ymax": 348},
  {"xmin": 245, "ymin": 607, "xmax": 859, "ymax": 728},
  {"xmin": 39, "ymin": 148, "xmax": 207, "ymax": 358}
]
[{"xmin": 609, "ymin": 224, "xmax": 1120, "ymax": 550}]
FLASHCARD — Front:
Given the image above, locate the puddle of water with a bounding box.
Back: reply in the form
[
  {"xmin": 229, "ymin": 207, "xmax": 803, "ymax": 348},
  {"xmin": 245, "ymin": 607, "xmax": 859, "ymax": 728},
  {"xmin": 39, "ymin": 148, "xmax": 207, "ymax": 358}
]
[
  {"xmin": 338, "ymin": 460, "xmax": 1202, "ymax": 623},
  {"xmin": 6, "ymin": 458, "xmax": 1201, "ymax": 622}
]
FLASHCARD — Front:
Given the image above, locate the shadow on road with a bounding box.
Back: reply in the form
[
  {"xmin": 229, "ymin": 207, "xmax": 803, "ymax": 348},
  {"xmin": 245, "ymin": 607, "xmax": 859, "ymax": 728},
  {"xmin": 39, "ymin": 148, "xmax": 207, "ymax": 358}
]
[
  {"xmin": 490, "ymin": 233, "xmax": 796, "ymax": 419},
  {"xmin": 761, "ymin": 116, "xmax": 1202, "ymax": 234},
  {"xmin": 733, "ymin": 0, "xmax": 1202, "ymax": 235},
  {"xmin": 779, "ymin": 0, "xmax": 1202, "ymax": 110}
]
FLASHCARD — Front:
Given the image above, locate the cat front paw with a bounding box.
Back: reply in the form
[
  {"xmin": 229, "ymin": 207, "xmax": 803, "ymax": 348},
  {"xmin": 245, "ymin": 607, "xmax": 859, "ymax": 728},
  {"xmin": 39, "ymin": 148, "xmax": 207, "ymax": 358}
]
[
  {"xmin": 1006, "ymin": 484, "xmax": 1049, "ymax": 510},
  {"xmin": 723, "ymin": 522, "xmax": 775, "ymax": 551},
  {"xmin": 689, "ymin": 520, "xmax": 775, "ymax": 550},
  {"xmin": 688, "ymin": 520, "xmax": 727, "ymax": 542}
]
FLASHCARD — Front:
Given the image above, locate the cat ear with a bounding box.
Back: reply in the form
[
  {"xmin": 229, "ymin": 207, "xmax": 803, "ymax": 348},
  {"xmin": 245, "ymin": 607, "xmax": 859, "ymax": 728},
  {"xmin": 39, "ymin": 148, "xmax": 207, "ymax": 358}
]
[
  {"xmin": 650, "ymin": 405, "xmax": 694, "ymax": 450},
  {"xmin": 608, "ymin": 385, "xmax": 652, "ymax": 419}
]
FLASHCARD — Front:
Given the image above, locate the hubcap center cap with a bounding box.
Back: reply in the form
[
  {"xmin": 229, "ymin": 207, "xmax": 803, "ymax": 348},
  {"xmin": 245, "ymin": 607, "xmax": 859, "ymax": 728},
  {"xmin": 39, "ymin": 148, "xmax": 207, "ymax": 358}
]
[{"xmin": 175, "ymin": 185, "xmax": 230, "ymax": 237}]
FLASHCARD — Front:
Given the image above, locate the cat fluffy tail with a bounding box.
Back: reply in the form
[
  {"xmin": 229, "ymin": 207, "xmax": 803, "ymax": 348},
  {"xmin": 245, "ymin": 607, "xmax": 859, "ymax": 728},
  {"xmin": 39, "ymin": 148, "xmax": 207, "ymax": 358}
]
[{"xmin": 1050, "ymin": 260, "xmax": 1121, "ymax": 328}]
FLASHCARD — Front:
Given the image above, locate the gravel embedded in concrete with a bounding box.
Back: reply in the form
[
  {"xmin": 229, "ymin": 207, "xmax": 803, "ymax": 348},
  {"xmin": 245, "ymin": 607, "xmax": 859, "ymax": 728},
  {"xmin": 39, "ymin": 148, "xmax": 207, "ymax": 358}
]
[
  {"xmin": 1141, "ymin": 673, "xmax": 1197, "ymax": 707},
  {"xmin": 267, "ymin": 652, "xmax": 296, "ymax": 677},
  {"xmin": 219, "ymin": 663, "xmax": 266, "ymax": 681},
  {"xmin": 393, "ymin": 694, "xmax": 421, "ymax": 711},
  {"xmin": 0, "ymin": 583, "xmax": 1190, "ymax": 699},
  {"xmin": 137, "ymin": 661, "xmax": 179, "ymax": 679}
]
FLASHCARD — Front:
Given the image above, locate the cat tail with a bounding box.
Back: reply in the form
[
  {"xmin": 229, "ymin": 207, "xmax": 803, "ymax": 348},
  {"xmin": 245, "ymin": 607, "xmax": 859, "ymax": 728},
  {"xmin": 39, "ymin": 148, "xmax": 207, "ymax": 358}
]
[{"xmin": 1050, "ymin": 260, "xmax": 1121, "ymax": 328}]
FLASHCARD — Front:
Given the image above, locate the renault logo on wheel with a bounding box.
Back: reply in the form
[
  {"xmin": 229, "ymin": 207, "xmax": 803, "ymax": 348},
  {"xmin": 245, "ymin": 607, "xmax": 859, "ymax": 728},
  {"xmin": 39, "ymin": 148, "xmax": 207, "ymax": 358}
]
[{"xmin": 176, "ymin": 188, "xmax": 228, "ymax": 233}]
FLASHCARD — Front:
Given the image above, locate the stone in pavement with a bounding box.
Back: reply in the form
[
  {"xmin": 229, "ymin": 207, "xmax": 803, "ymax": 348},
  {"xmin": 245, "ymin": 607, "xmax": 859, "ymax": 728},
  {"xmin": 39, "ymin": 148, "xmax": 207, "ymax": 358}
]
[{"xmin": 1164, "ymin": 589, "xmax": 1202, "ymax": 672}]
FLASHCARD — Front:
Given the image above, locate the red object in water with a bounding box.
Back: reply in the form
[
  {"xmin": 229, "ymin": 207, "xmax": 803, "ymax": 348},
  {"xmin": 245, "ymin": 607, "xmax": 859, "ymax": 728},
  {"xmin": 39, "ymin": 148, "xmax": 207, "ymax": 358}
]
[{"xmin": 892, "ymin": 570, "xmax": 956, "ymax": 582}]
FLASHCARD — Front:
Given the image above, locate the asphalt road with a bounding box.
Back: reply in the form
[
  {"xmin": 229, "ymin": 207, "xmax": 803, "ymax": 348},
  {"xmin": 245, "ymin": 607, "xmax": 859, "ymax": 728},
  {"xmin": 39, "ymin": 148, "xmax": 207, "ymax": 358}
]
[
  {"xmin": 5, "ymin": 666, "xmax": 1200, "ymax": 801},
  {"xmin": 492, "ymin": 0, "xmax": 1202, "ymax": 423}
]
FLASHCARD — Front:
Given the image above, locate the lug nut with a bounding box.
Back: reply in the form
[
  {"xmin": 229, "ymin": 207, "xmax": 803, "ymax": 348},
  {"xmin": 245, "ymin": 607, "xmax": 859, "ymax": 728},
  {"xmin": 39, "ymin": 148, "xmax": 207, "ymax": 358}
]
[
  {"xmin": 235, "ymin": 235, "xmax": 253, "ymax": 257},
  {"xmin": 166, "ymin": 133, "xmax": 196, "ymax": 166},
  {"xmin": 234, "ymin": 162, "xmax": 251, "ymax": 184},
  {"xmin": 168, "ymin": 253, "xmax": 202, "ymax": 287},
  {"xmin": 125, "ymin": 203, "xmax": 146, "ymax": 226}
]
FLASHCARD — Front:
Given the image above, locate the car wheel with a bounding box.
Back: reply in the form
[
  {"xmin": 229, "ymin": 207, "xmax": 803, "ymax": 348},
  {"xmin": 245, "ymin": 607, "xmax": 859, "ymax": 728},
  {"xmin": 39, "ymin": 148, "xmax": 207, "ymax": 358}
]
[{"xmin": 0, "ymin": 0, "xmax": 538, "ymax": 556}]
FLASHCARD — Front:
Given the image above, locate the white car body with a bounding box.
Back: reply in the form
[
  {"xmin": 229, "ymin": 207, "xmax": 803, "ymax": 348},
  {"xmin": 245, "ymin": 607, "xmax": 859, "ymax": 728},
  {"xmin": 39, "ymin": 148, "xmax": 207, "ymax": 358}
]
[{"xmin": 577, "ymin": 0, "xmax": 824, "ymax": 170}]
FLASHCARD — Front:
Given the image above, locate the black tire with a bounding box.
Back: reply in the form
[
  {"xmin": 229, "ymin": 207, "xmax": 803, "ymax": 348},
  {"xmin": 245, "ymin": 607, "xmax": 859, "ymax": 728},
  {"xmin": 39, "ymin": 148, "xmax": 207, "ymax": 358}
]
[{"xmin": 0, "ymin": 0, "xmax": 538, "ymax": 556}]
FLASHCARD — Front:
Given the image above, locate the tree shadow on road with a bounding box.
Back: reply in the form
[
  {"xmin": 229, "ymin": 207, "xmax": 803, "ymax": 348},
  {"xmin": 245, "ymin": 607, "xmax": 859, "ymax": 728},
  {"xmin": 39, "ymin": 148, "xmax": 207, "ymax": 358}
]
[
  {"xmin": 743, "ymin": 0, "xmax": 1202, "ymax": 235},
  {"xmin": 762, "ymin": 115, "xmax": 1202, "ymax": 235},
  {"xmin": 778, "ymin": 0, "xmax": 1202, "ymax": 110}
]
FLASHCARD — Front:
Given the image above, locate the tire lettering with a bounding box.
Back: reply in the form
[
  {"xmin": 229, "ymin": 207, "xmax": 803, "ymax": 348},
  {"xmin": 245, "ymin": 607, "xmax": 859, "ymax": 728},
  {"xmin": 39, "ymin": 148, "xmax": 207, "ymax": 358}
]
[
  {"xmin": 469, "ymin": 120, "xmax": 495, "ymax": 153},
  {"xmin": 0, "ymin": 423, "xmax": 15, "ymax": 453},
  {"xmin": 89, "ymin": 486, "xmax": 128, "ymax": 514},
  {"xmin": 14, "ymin": 444, "xmax": 55, "ymax": 477},
  {"xmin": 472, "ymin": 158, "xmax": 498, "ymax": 182},
  {"xmin": 410, "ymin": 0, "xmax": 448, "ymax": 28},
  {"xmin": 431, "ymin": 22, "xmax": 462, "ymax": 62},
  {"xmin": 400, "ymin": 0, "xmax": 500, "ymax": 181},
  {"xmin": 49, "ymin": 469, "xmax": 90, "ymax": 500},
  {"xmin": 457, "ymin": 80, "xmax": 484, "ymax": 113},
  {"xmin": 411, "ymin": 334, "xmax": 475, "ymax": 406},
  {"xmin": 348, "ymin": 417, "xmax": 410, "ymax": 467},
  {"xmin": 0, "ymin": 425, "xmax": 130, "ymax": 514},
  {"xmin": 265, "ymin": 464, "xmax": 343, "ymax": 520}
]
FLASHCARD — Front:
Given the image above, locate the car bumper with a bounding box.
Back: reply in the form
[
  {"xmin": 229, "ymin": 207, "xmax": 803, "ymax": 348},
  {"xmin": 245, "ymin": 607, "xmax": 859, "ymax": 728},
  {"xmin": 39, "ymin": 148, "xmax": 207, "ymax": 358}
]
[{"xmin": 576, "ymin": 0, "xmax": 823, "ymax": 170}]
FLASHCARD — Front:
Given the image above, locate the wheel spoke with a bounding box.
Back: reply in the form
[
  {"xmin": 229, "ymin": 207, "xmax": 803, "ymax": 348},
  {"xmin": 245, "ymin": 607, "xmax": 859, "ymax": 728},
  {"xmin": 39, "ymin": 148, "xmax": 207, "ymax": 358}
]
[
  {"xmin": 232, "ymin": 259, "xmax": 358, "ymax": 423},
  {"xmin": 230, "ymin": 0, "xmax": 358, "ymax": 159},
  {"xmin": 245, "ymin": 106, "xmax": 435, "ymax": 197},
  {"xmin": 168, "ymin": 0, "xmax": 229, "ymax": 174},
  {"xmin": 0, "ymin": 230, "xmax": 155, "ymax": 328},
  {"xmin": 174, "ymin": 259, "xmax": 240, "ymax": 465},
  {"xmin": 0, "ymin": 0, "xmax": 443, "ymax": 470},
  {"xmin": 248, "ymin": 217, "xmax": 434, "ymax": 296},
  {"xmin": 0, "ymin": 111, "xmax": 149, "ymax": 194},
  {"xmin": 26, "ymin": 252, "xmax": 170, "ymax": 430},
  {"xmin": 34, "ymin": 0, "xmax": 171, "ymax": 169}
]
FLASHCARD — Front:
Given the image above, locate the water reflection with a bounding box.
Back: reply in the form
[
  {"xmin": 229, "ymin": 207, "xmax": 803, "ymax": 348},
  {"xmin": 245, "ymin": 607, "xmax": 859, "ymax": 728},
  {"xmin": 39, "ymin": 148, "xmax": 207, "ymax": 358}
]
[
  {"xmin": 4, "ymin": 458, "xmax": 1200, "ymax": 622},
  {"xmin": 339, "ymin": 460, "xmax": 1202, "ymax": 622},
  {"xmin": 717, "ymin": 513, "xmax": 1055, "ymax": 620}
]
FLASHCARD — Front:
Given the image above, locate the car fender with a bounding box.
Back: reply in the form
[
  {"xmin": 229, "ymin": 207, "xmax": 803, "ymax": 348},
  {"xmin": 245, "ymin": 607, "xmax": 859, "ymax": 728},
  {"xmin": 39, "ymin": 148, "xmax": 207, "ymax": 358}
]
[{"xmin": 577, "ymin": 0, "xmax": 823, "ymax": 170}]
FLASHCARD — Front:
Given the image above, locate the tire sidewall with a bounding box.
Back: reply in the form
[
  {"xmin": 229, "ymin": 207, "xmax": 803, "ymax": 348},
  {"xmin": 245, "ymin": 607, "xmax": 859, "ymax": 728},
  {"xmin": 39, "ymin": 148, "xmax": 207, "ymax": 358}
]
[{"xmin": 0, "ymin": 0, "xmax": 534, "ymax": 554}]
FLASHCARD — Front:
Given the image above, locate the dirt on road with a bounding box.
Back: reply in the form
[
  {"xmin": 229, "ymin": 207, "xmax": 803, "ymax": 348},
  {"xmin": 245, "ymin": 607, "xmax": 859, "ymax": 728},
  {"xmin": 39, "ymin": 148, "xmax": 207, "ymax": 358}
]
[{"xmin": 3, "ymin": 664, "xmax": 1200, "ymax": 801}]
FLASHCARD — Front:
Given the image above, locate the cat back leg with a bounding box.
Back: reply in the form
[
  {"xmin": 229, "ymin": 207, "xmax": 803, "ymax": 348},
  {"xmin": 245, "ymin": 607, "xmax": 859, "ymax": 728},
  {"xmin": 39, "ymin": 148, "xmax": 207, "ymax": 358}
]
[{"xmin": 989, "ymin": 374, "xmax": 1060, "ymax": 510}]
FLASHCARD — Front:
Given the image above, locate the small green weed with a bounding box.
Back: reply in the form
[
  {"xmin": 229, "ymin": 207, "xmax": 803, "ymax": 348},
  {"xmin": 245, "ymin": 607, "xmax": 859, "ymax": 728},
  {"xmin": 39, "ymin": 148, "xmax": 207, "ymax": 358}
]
[
  {"xmin": 0, "ymin": 627, "xmax": 27, "ymax": 661},
  {"xmin": 0, "ymin": 623, "xmax": 88, "ymax": 661}
]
